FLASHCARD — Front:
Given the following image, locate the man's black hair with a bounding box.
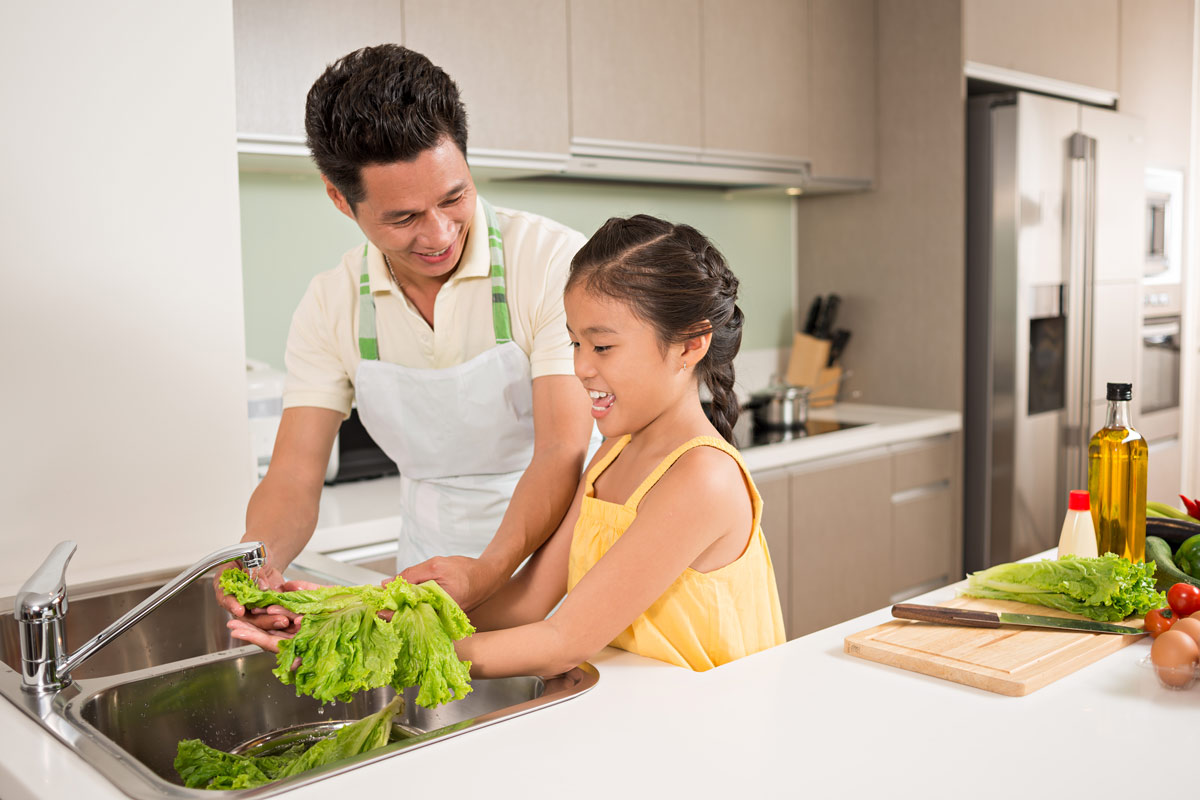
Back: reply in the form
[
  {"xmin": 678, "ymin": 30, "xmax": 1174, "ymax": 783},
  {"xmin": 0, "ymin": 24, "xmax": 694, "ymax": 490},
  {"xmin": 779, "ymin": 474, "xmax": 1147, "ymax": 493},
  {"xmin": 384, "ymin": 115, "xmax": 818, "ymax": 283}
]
[{"xmin": 305, "ymin": 44, "xmax": 469, "ymax": 207}]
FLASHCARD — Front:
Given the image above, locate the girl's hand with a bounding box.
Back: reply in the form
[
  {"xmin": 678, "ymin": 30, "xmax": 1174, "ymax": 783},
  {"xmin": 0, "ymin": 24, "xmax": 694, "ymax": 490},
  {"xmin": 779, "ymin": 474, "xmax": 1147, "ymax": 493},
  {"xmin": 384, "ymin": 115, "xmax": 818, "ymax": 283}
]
[{"xmin": 228, "ymin": 617, "xmax": 298, "ymax": 657}]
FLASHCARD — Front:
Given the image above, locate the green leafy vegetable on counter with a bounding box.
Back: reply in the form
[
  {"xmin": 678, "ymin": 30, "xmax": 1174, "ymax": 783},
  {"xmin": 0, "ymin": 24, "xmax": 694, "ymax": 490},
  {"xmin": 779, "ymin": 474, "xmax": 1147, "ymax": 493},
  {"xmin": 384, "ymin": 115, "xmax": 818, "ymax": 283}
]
[
  {"xmin": 962, "ymin": 553, "xmax": 1166, "ymax": 621},
  {"xmin": 219, "ymin": 569, "xmax": 474, "ymax": 708},
  {"xmin": 175, "ymin": 695, "xmax": 404, "ymax": 790}
]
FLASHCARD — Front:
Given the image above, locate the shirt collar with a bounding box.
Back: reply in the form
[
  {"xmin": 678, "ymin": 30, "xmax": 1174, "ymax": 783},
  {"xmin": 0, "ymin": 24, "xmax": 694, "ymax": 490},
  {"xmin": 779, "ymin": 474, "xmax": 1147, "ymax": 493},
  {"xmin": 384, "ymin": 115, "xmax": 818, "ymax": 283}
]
[{"xmin": 366, "ymin": 195, "xmax": 490, "ymax": 294}]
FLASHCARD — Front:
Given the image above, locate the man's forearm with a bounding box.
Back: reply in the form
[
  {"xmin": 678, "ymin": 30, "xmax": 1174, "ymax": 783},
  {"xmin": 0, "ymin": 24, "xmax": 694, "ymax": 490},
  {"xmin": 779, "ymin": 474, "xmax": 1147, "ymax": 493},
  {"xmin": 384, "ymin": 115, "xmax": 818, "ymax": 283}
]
[
  {"xmin": 243, "ymin": 473, "xmax": 322, "ymax": 573},
  {"xmin": 475, "ymin": 442, "xmax": 585, "ymax": 593}
]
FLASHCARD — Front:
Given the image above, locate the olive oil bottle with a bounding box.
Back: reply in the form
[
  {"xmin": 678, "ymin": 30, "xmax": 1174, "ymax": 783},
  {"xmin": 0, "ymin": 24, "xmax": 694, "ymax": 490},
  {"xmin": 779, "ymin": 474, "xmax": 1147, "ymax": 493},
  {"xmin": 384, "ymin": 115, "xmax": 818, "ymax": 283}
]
[{"xmin": 1087, "ymin": 382, "xmax": 1148, "ymax": 562}]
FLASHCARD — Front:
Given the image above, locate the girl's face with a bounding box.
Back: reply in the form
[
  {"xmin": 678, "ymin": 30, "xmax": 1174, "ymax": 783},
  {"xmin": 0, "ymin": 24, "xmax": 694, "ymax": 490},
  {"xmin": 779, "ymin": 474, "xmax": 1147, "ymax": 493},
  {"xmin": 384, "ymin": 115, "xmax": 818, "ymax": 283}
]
[{"xmin": 565, "ymin": 286, "xmax": 693, "ymax": 438}]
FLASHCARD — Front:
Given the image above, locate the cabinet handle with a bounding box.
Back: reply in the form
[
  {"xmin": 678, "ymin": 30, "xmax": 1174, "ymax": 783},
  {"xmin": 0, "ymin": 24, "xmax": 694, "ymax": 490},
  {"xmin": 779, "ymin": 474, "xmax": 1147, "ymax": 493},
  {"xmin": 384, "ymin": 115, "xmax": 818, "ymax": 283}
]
[{"xmin": 891, "ymin": 603, "xmax": 1000, "ymax": 628}]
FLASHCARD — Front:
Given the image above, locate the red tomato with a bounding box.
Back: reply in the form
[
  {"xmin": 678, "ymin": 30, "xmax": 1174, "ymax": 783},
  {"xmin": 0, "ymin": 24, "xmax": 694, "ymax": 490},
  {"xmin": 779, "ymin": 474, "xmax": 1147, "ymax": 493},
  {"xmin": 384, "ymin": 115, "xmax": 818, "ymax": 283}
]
[
  {"xmin": 1145, "ymin": 608, "xmax": 1177, "ymax": 638},
  {"xmin": 1167, "ymin": 583, "xmax": 1200, "ymax": 619}
]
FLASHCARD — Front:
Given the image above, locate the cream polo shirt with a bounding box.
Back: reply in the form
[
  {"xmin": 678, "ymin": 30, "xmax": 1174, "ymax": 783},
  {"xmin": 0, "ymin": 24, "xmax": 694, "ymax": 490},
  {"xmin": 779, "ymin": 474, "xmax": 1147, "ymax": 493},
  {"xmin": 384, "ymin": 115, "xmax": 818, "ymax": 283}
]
[{"xmin": 282, "ymin": 197, "xmax": 586, "ymax": 418}]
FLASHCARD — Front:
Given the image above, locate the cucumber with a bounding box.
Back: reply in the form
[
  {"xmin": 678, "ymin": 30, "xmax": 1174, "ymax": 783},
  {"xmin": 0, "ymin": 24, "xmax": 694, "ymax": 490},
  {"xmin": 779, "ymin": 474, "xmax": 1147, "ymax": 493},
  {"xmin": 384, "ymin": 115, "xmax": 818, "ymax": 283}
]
[
  {"xmin": 1146, "ymin": 535, "xmax": 1200, "ymax": 593},
  {"xmin": 1148, "ymin": 501, "xmax": 1194, "ymax": 521},
  {"xmin": 1146, "ymin": 516, "xmax": 1200, "ymax": 549}
]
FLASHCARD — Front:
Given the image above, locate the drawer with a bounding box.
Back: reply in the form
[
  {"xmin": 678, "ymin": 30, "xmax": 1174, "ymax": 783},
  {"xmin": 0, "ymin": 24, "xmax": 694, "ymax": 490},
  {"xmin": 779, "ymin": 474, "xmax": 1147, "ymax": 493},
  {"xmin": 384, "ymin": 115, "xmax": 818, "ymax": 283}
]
[{"xmin": 891, "ymin": 436, "xmax": 954, "ymax": 493}]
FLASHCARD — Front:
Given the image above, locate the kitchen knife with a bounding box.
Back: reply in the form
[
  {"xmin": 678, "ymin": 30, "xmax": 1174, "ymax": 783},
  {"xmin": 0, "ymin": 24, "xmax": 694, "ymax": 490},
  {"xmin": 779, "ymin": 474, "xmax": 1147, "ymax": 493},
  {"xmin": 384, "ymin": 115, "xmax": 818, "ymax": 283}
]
[
  {"xmin": 891, "ymin": 603, "xmax": 1144, "ymax": 635},
  {"xmin": 814, "ymin": 293, "xmax": 840, "ymax": 339},
  {"xmin": 802, "ymin": 296, "xmax": 823, "ymax": 335},
  {"xmin": 827, "ymin": 329, "xmax": 851, "ymax": 366}
]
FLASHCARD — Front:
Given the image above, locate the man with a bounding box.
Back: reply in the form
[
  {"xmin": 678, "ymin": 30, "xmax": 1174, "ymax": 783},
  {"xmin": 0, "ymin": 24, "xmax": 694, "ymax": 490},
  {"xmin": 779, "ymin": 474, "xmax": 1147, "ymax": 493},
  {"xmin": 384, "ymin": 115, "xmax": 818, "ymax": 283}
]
[{"xmin": 218, "ymin": 45, "xmax": 595, "ymax": 628}]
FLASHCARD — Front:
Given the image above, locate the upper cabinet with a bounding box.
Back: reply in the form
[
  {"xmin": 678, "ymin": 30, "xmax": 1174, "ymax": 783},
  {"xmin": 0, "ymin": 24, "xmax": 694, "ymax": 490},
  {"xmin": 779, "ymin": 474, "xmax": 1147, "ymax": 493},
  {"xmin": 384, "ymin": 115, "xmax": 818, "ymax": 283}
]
[
  {"xmin": 700, "ymin": 0, "xmax": 810, "ymax": 160},
  {"xmin": 569, "ymin": 0, "xmax": 703, "ymax": 151},
  {"xmin": 807, "ymin": 0, "xmax": 876, "ymax": 183},
  {"xmin": 233, "ymin": 0, "xmax": 876, "ymax": 188},
  {"xmin": 406, "ymin": 0, "xmax": 570, "ymax": 157},
  {"xmin": 964, "ymin": 0, "xmax": 1119, "ymax": 98},
  {"xmin": 233, "ymin": 0, "xmax": 405, "ymax": 139},
  {"xmin": 1119, "ymin": 0, "xmax": 1195, "ymax": 171}
]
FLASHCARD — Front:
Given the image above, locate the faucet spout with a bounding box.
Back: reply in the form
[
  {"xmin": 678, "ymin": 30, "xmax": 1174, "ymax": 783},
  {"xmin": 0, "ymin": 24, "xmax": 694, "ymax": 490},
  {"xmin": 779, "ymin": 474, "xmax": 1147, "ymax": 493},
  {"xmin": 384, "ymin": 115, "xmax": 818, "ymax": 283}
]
[{"xmin": 17, "ymin": 540, "xmax": 267, "ymax": 693}]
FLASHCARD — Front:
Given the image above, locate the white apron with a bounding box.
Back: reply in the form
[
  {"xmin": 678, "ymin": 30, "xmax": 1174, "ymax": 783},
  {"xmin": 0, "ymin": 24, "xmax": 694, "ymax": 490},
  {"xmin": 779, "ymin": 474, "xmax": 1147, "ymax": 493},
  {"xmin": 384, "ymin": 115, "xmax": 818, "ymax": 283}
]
[{"xmin": 353, "ymin": 199, "xmax": 596, "ymax": 569}]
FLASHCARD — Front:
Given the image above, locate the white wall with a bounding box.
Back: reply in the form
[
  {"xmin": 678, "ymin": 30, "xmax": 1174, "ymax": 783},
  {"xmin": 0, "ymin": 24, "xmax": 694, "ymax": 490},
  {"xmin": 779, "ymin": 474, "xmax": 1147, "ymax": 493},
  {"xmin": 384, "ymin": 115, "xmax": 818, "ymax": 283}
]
[{"xmin": 0, "ymin": 2, "xmax": 252, "ymax": 593}]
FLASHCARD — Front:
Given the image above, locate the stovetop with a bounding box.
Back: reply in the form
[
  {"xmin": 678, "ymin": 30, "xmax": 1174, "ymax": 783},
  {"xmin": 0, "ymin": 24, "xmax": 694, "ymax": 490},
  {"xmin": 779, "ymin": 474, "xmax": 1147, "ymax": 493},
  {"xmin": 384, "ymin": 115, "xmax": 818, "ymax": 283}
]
[{"xmin": 726, "ymin": 413, "xmax": 867, "ymax": 450}]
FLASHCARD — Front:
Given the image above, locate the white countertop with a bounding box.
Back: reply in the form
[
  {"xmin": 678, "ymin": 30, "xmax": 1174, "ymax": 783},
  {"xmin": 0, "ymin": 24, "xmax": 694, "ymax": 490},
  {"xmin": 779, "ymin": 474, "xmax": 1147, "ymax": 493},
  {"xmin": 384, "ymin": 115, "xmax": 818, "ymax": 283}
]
[
  {"xmin": 309, "ymin": 402, "xmax": 962, "ymax": 554},
  {"xmin": 0, "ymin": 572, "xmax": 1184, "ymax": 800}
]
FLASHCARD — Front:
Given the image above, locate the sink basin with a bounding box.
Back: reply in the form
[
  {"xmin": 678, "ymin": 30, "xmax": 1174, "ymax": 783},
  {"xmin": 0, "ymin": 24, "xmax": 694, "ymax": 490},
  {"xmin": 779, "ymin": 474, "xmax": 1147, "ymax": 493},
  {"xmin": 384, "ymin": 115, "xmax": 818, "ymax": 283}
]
[
  {"xmin": 0, "ymin": 562, "xmax": 346, "ymax": 680},
  {"xmin": 0, "ymin": 577, "xmax": 233, "ymax": 680},
  {"xmin": 0, "ymin": 560, "xmax": 598, "ymax": 797},
  {"xmin": 69, "ymin": 650, "xmax": 596, "ymax": 796}
]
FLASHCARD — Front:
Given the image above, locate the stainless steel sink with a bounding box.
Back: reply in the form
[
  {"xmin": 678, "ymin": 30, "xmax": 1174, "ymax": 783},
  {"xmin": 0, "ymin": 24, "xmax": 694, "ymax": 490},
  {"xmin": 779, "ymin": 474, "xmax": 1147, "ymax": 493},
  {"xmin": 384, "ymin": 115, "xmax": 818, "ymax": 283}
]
[
  {"xmin": 0, "ymin": 559, "xmax": 598, "ymax": 798},
  {"xmin": 68, "ymin": 650, "xmax": 596, "ymax": 796},
  {"xmin": 0, "ymin": 577, "xmax": 233, "ymax": 679}
]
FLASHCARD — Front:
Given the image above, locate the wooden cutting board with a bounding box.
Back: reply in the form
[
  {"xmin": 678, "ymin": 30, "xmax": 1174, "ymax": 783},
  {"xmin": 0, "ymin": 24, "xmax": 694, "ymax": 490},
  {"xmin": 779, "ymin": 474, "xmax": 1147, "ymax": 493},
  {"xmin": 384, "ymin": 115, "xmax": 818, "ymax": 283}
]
[{"xmin": 843, "ymin": 595, "xmax": 1147, "ymax": 696}]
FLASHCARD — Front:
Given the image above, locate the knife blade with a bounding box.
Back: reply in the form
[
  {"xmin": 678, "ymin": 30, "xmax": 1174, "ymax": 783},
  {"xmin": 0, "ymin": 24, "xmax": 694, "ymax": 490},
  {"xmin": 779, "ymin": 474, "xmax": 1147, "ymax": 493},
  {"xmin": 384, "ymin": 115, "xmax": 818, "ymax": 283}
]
[
  {"xmin": 891, "ymin": 603, "xmax": 1144, "ymax": 635},
  {"xmin": 802, "ymin": 296, "xmax": 823, "ymax": 335}
]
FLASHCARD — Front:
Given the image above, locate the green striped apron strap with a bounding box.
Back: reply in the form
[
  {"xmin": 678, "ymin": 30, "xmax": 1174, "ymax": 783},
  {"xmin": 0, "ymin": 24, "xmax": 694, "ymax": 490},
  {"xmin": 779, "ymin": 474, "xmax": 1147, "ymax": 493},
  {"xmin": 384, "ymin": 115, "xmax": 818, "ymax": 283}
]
[
  {"xmin": 481, "ymin": 198, "xmax": 513, "ymax": 345},
  {"xmin": 357, "ymin": 244, "xmax": 379, "ymax": 360}
]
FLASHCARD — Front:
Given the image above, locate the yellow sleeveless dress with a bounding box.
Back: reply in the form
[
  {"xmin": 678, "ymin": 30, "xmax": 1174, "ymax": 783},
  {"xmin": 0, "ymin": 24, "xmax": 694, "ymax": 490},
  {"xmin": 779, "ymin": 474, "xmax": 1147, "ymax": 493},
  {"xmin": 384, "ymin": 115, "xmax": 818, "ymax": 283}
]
[{"xmin": 567, "ymin": 434, "xmax": 786, "ymax": 671}]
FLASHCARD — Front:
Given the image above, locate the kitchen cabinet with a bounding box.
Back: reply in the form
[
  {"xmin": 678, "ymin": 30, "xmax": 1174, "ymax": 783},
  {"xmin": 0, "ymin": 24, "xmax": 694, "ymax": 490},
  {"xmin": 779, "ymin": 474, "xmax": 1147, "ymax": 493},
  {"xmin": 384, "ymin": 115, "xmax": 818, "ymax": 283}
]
[
  {"xmin": 700, "ymin": 0, "xmax": 809, "ymax": 160},
  {"xmin": 964, "ymin": 0, "xmax": 1119, "ymax": 96},
  {"xmin": 233, "ymin": 0, "xmax": 875, "ymax": 187},
  {"xmin": 757, "ymin": 433, "xmax": 960, "ymax": 639},
  {"xmin": 404, "ymin": 0, "xmax": 570, "ymax": 156},
  {"xmin": 1119, "ymin": 0, "xmax": 1195, "ymax": 172},
  {"xmin": 807, "ymin": 0, "xmax": 876, "ymax": 183},
  {"xmin": 232, "ymin": 0, "xmax": 405, "ymax": 138},
  {"xmin": 568, "ymin": 0, "xmax": 703, "ymax": 151}
]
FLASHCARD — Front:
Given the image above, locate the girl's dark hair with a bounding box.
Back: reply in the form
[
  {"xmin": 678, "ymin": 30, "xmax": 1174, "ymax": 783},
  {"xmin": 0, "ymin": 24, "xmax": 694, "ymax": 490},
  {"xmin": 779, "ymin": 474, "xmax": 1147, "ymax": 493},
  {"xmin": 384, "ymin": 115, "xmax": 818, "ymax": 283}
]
[
  {"xmin": 305, "ymin": 44, "xmax": 469, "ymax": 208},
  {"xmin": 567, "ymin": 215, "xmax": 744, "ymax": 444}
]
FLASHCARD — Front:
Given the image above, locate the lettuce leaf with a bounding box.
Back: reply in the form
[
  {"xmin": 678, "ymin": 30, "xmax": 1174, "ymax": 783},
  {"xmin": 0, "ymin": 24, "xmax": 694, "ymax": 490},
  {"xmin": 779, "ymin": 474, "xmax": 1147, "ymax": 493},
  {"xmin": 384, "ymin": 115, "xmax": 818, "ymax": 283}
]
[
  {"xmin": 962, "ymin": 553, "xmax": 1166, "ymax": 621},
  {"xmin": 174, "ymin": 695, "xmax": 403, "ymax": 790},
  {"xmin": 220, "ymin": 569, "xmax": 474, "ymax": 706}
]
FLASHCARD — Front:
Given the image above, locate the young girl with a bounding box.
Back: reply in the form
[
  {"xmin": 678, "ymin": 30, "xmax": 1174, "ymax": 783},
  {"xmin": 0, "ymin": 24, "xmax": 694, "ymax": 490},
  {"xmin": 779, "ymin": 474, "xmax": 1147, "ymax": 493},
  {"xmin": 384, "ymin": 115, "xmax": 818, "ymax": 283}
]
[{"xmin": 232, "ymin": 215, "xmax": 785, "ymax": 674}]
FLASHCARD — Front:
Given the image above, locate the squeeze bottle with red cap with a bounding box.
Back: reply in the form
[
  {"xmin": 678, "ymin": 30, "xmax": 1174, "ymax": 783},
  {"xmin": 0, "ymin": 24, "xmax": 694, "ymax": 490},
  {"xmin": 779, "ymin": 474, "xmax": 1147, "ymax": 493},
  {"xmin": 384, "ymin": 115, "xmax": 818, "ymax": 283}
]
[{"xmin": 1057, "ymin": 490, "xmax": 1098, "ymax": 559}]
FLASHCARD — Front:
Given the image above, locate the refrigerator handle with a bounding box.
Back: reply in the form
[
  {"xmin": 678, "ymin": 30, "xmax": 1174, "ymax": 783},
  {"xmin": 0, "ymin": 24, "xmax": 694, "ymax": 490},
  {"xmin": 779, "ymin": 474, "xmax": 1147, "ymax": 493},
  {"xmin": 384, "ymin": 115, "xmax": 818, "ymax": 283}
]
[{"xmin": 1063, "ymin": 132, "xmax": 1097, "ymax": 499}]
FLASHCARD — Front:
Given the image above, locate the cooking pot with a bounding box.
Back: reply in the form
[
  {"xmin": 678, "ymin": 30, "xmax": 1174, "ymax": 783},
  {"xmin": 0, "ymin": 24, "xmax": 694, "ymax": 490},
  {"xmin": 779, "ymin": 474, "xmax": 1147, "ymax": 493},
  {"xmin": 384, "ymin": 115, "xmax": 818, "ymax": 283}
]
[{"xmin": 746, "ymin": 384, "xmax": 812, "ymax": 430}]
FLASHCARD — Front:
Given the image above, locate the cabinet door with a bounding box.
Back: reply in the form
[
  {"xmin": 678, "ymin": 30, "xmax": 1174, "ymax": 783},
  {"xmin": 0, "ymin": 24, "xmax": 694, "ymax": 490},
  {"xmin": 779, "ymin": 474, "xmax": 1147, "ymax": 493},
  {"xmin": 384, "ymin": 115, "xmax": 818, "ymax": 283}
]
[
  {"xmin": 700, "ymin": 0, "xmax": 808, "ymax": 159},
  {"xmin": 964, "ymin": 0, "xmax": 1119, "ymax": 92},
  {"xmin": 807, "ymin": 0, "xmax": 876, "ymax": 181},
  {"xmin": 891, "ymin": 488, "xmax": 954, "ymax": 594},
  {"xmin": 404, "ymin": 0, "xmax": 570, "ymax": 155},
  {"xmin": 1092, "ymin": 281, "xmax": 1141, "ymax": 405},
  {"xmin": 789, "ymin": 450, "xmax": 892, "ymax": 637},
  {"xmin": 754, "ymin": 468, "xmax": 792, "ymax": 638},
  {"xmin": 233, "ymin": 0, "xmax": 405, "ymax": 138},
  {"xmin": 568, "ymin": 0, "xmax": 702, "ymax": 149}
]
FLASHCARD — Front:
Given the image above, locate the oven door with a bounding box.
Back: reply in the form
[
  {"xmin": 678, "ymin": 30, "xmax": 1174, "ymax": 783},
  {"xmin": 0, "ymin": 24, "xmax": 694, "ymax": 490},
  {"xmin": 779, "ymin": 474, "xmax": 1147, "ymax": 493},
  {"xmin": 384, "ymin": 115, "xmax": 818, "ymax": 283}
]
[
  {"xmin": 1142, "ymin": 316, "xmax": 1181, "ymax": 414},
  {"xmin": 1140, "ymin": 315, "xmax": 1182, "ymax": 504}
]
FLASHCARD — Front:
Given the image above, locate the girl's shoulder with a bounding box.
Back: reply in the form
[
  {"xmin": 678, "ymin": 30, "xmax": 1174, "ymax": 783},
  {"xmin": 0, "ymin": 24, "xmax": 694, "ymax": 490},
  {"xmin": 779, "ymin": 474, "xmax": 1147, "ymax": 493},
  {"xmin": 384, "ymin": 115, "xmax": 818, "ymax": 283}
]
[{"xmin": 638, "ymin": 436, "xmax": 751, "ymax": 509}]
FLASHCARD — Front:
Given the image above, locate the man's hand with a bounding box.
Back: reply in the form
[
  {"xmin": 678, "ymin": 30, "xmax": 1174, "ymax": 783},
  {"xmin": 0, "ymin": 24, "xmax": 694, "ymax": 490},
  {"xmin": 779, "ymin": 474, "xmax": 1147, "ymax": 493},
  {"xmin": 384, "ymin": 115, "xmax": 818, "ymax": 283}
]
[
  {"xmin": 212, "ymin": 565, "xmax": 294, "ymax": 631},
  {"xmin": 400, "ymin": 555, "xmax": 497, "ymax": 611}
]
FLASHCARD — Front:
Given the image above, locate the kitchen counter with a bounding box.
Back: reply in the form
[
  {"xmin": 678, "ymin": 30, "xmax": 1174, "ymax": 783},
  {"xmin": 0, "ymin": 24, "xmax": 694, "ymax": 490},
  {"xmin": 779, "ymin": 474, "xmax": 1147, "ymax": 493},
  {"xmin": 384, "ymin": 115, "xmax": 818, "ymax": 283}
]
[
  {"xmin": 309, "ymin": 402, "xmax": 962, "ymax": 555},
  {"xmin": 0, "ymin": 569, "xmax": 1186, "ymax": 800}
]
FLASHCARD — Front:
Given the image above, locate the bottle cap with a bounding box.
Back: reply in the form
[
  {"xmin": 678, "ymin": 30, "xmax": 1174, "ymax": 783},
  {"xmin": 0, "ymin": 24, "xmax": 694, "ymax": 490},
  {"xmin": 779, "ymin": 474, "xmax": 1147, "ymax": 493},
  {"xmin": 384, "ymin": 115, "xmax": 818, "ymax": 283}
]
[
  {"xmin": 1106, "ymin": 382, "xmax": 1133, "ymax": 401},
  {"xmin": 1068, "ymin": 490, "xmax": 1091, "ymax": 511}
]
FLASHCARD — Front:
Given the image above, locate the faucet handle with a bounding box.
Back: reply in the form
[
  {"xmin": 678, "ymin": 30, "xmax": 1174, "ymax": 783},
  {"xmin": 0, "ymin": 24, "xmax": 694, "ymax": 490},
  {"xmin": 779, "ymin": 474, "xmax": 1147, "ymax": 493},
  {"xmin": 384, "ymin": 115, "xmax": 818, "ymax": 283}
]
[{"xmin": 17, "ymin": 541, "xmax": 77, "ymax": 622}]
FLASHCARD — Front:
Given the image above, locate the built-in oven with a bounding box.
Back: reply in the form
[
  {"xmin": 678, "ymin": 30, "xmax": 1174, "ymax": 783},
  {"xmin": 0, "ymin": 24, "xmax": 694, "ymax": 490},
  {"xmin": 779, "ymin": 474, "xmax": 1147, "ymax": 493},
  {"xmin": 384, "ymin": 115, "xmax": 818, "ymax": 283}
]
[{"xmin": 1140, "ymin": 283, "xmax": 1184, "ymax": 504}]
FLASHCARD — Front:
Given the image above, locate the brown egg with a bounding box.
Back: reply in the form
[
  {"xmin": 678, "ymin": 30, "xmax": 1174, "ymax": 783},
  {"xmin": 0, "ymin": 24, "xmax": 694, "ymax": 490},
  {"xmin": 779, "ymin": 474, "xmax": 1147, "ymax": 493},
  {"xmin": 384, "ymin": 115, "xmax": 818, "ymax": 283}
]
[
  {"xmin": 1151, "ymin": 629, "xmax": 1200, "ymax": 688},
  {"xmin": 1171, "ymin": 617, "xmax": 1200, "ymax": 649}
]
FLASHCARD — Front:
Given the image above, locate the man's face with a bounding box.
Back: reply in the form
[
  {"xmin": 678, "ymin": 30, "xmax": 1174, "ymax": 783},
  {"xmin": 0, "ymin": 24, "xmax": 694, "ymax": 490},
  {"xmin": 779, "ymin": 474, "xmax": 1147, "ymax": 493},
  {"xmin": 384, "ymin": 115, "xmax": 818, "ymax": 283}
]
[{"xmin": 326, "ymin": 136, "xmax": 477, "ymax": 288}]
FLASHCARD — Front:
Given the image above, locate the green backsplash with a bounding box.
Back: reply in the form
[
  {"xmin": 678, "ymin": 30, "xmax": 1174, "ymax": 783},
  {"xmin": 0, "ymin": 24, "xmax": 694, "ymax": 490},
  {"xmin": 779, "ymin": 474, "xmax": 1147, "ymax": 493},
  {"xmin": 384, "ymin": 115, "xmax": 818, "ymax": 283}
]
[{"xmin": 239, "ymin": 170, "xmax": 795, "ymax": 370}]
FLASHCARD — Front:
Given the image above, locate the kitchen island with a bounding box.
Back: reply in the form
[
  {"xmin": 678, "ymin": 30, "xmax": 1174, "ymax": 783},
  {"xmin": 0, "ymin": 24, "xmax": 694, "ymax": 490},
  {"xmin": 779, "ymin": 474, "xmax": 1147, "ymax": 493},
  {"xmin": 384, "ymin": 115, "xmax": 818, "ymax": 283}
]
[{"xmin": 0, "ymin": 570, "xmax": 1183, "ymax": 800}]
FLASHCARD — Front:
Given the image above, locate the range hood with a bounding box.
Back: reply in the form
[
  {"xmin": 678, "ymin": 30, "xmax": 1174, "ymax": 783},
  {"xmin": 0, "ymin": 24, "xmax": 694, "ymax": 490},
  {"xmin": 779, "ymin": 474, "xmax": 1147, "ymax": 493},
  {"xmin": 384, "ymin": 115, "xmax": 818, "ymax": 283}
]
[{"xmin": 236, "ymin": 134, "xmax": 862, "ymax": 193}]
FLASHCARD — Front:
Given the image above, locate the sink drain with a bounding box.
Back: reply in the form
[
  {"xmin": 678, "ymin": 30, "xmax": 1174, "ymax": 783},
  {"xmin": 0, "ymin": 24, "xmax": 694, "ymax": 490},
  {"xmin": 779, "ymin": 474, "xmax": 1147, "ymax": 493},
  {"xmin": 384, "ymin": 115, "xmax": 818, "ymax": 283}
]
[{"xmin": 230, "ymin": 720, "xmax": 422, "ymax": 758}]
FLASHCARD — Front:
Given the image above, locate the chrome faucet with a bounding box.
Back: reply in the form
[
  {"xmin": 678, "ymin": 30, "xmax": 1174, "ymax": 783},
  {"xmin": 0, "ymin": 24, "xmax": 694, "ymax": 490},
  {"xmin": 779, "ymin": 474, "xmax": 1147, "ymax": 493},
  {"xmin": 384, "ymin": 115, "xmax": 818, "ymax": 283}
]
[{"xmin": 16, "ymin": 539, "xmax": 267, "ymax": 693}]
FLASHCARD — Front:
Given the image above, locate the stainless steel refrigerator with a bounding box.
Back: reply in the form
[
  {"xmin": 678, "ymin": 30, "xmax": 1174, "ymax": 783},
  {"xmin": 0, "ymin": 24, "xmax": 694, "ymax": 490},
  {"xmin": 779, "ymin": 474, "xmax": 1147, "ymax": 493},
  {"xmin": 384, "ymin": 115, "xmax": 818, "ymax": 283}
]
[{"xmin": 964, "ymin": 91, "xmax": 1146, "ymax": 572}]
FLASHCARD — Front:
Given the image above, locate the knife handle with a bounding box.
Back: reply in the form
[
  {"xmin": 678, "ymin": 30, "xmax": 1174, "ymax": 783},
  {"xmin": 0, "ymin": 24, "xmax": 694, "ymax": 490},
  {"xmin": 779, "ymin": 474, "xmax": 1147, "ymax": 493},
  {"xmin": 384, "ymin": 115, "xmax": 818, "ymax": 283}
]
[{"xmin": 892, "ymin": 603, "xmax": 1001, "ymax": 628}]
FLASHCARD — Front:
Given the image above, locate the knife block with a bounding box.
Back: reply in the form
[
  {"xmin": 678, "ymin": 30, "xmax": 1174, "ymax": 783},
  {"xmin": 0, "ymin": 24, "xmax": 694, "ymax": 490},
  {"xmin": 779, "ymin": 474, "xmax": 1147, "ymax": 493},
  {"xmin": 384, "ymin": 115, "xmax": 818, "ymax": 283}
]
[
  {"xmin": 809, "ymin": 365, "xmax": 842, "ymax": 408},
  {"xmin": 784, "ymin": 333, "xmax": 831, "ymax": 388}
]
